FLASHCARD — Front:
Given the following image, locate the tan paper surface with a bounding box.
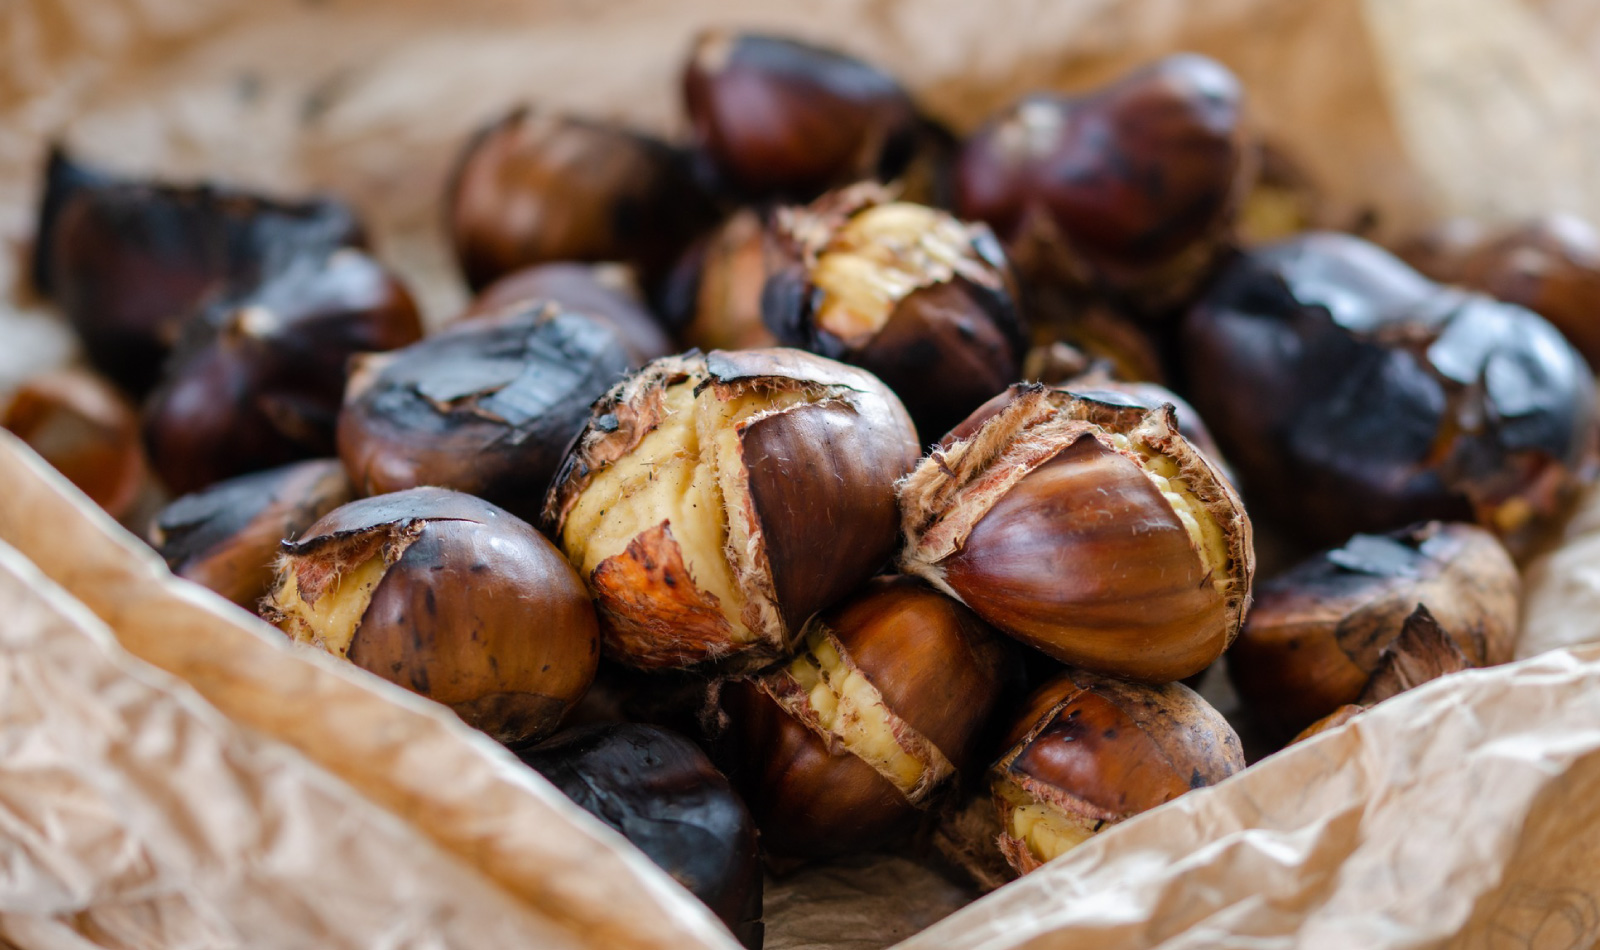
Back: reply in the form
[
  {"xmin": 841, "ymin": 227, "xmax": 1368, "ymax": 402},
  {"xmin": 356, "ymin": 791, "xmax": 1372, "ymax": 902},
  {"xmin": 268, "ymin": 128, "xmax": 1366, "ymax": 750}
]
[{"xmin": 7, "ymin": 0, "xmax": 1600, "ymax": 947}]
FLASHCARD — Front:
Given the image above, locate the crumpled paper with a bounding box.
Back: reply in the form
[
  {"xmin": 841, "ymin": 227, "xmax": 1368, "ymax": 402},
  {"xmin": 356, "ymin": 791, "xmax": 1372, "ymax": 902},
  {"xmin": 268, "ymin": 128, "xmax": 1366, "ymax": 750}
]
[{"xmin": 7, "ymin": 0, "xmax": 1600, "ymax": 947}]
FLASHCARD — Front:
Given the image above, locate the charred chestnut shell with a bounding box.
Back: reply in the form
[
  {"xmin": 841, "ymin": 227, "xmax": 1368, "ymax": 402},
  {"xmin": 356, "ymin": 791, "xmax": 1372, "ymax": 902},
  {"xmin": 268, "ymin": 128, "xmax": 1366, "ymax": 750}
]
[
  {"xmin": 262, "ymin": 487, "xmax": 598, "ymax": 744},
  {"xmin": 990, "ymin": 669, "xmax": 1243, "ymax": 875},
  {"xmin": 460, "ymin": 263, "xmax": 673, "ymax": 364},
  {"xmin": 149, "ymin": 458, "xmax": 352, "ymax": 608},
  {"xmin": 447, "ymin": 108, "xmax": 715, "ymax": 292},
  {"xmin": 762, "ymin": 186, "xmax": 1027, "ymax": 440},
  {"xmin": 35, "ymin": 150, "xmax": 364, "ymax": 395},
  {"xmin": 544, "ymin": 349, "xmax": 920, "ymax": 672},
  {"xmin": 954, "ymin": 54, "xmax": 1247, "ymax": 314},
  {"xmin": 337, "ymin": 304, "xmax": 636, "ymax": 524},
  {"xmin": 1181, "ymin": 232, "xmax": 1599, "ymax": 557},
  {"xmin": 517, "ymin": 723, "xmax": 763, "ymax": 948},
  {"xmin": 711, "ymin": 576, "xmax": 1017, "ymax": 859},
  {"xmin": 898, "ymin": 384, "xmax": 1254, "ymax": 683},
  {"xmin": 2, "ymin": 368, "xmax": 147, "ymax": 520},
  {"xmin": 1228, "ymin": 521, "xmax": 1519, "ymax": 738},
  {"xmin": 143, "ymin": 248, "xmax": 422, "ymax": 495}
]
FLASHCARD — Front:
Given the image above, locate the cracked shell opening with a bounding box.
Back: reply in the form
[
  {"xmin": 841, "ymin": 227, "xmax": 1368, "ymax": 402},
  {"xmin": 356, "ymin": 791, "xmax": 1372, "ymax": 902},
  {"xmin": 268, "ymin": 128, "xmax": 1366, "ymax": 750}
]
[
  {"xmin": 994, "ymin": 777, "xmax": 1103, "ymax": 866},
  {"xmin": 267, "ymin": 554, "xmax": 390, "ymax": 658},
  {"xmin": 1106, "ymin": 432, "xmax": 1231, "ymax": 594}
]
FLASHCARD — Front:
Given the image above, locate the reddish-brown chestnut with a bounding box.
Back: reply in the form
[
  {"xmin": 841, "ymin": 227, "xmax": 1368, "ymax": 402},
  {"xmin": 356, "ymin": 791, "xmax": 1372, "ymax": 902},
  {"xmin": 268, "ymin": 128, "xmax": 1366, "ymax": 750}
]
[
  {"xmin": 544, "ymin": 349, "xmax": 920, "ymax": 671},
  {"xmin": 659, "ymin": 208, "xmax": 781, "ymax": 352},
  {"xmin": 898, "ymin": 384, "xmax": 1254, "ymax": 683},
  {"xmin": 459, "ymin": 263, "xmax": 673, "ymax": 364},
  {"xmin": 262, "ymin": 488, "xmax": 598, "ymax": 744},
  {"xmin": 2, "ymin": 368, "xmax": 147, "ymax": 520},
  {"xmin": 990, "ymin": 669, "xmax": 1243, "ymax": 875},
  {"xmin": 711, "ymin": 576, "xmax": 1017, "ymax": 858}
]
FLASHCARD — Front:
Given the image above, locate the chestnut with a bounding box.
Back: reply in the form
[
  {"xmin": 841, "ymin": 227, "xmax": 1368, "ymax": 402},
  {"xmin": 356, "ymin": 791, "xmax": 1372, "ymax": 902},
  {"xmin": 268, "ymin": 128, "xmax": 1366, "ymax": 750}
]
[
  {"xmin": 261, "ymin": 487, "xmax": 598, "ymax": 744},
  {"xmin": 990, "ymin": 668, "xmax": 1243, "ymax": 875},
  {"xmin": 1024, "ymin": 289, "xmax": 1168, "ymax": 385},
  {"xmin": 710, "ymin": 576, "xmax": 1017, "ymax": 858},
  {"xmin": 544, "ymin": 349, "xmax": 920, "ymax": 672},
  {"xmin": 517, "ymin": 723, "xmax": 763, "ymax": 948},
  {"xmin": 143, "ymin": 247, "xmax": 422, "ymax": 495},
  {"xmin": 2, "ymin": 368, "xmax": 147, "ymax": 520},
  {"xmin": 35, "ymin": 150, "xmax": 363, "ymax": 395},
  {"xmin": 898, "ymin": 384, "xmax": 1254, "ymax": 683},
  {"xmin": 1228, "ymin": 521, "xmax": 1518, "ymax": 738},
  {"xmin": 1181, "ymin": 232, "xmax": 1599, "ymax": 557},
  {"xmin": 954, "ymin": 55, "xmax": 1247, "ymax": 315},
  {"xmin": 1052, "ymin": 375, "xmax": 1235, "ymax": 485},
  {"xmin": 460, "ymin": 263, "xmax": 673, "ymax": 364},
  {"xmin": 658, "ymin": 208, "xmax": 781, "ymax": 352},
  {"xmin": 447, "ymin": 108, "xmax": 715, "ymax": 292},
  {"xmin": 683, "ymin": 31, "xmax": 924, "ymax": 201},
  {"xmin": 337, "ymin": 304, "xmax": 636, "ymax": 524},
  {"xmin": 149, "ymin": 458, "xmax": 352, "ymax": 608},
  {"xmin": 761, "ymin": 186, "xmax": 1027, "ymax": 440}
]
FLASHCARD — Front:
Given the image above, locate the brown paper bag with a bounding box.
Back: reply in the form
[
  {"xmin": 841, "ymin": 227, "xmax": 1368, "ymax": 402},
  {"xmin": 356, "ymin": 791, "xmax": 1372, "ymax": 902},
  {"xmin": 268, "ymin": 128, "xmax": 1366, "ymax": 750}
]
[{"xmin": 7, "ymin": 0, "xmax": 1600, "ymax": 946}]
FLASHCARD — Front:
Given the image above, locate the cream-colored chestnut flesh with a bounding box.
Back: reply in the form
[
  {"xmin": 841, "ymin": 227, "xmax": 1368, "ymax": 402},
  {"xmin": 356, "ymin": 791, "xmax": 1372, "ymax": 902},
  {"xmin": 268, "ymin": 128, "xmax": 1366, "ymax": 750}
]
[
  {"xmin": 899, "ymin": 384, "xmax": 1254, "ymax": 683},
  {"xmin": 545, "ymin": 349, "xmax": 920, "ymax": 671}
]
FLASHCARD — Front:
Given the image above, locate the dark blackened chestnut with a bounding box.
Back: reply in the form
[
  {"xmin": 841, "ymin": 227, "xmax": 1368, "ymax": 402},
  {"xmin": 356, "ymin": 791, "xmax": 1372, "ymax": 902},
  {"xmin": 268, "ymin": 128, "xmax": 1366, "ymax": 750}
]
[
  {"xmin": 262, "ymin": 487, "xmax": 598, "ymax": 744},
  {"xmin": 990, "ymin": 669, "xmax": 1243, "ymax": 875},
  {"xmin": 2, "ymin": 368, "xmax": 147, "ymax": 520},
  {"xmin": 459, "ymin": 263, "xmax": 673, "ymax": 364},
  {"xmin": 1181, "ymin": 232, "xmax": 1599, "ymax": 557},
  {"xmin": 517, "ymin": 723, "xmax": 763, "ymax": 948},
  {"xmin": 683, "ymin": 31, "xmax": 924, "ymax": 201},
  {"xmin": 710, "ymin": 576, "xmax": 1017, "ymax": 858},
  {"xmin": 31, "ymin": 147, "xmax": 111, "ymax": 297},
  {"xmin": 1228, "ymin": 522, "xmax": 1518, "ymax": 738},
  {"xmin": 149, "ymin": 458, "xmax": 352, "ymax": 608},
  {"xmin": 545, "ymin": 349, "xmax": 919, "ymax": 672},
  {"xmin": 898, "ymin": 384, "xmax": 1254, "ymax": 683},
  {"xmin": 143, "ymin": 248, "xmax": 422, "ymax": 495},
  {"xmin": 337, "ymin": 304, "xmax": 635, "ymax": 524},
  {"xmin": 762, "ymin": 186, "xmax": 1026, "ymax": 440},
  {"xmin": 36, "ymin": 152, "xmax": 363, "ymax": 395},
  {"xmin": 954, "ymin": 55, "xmax": 1247, "ymax": 314},
  {"xmin": 447, "ymin": 108, "xmax": 715, "ymax": 292},
  {"xmin": 659, "ymin": 208, "xmax": 781, "ymax": 352}
]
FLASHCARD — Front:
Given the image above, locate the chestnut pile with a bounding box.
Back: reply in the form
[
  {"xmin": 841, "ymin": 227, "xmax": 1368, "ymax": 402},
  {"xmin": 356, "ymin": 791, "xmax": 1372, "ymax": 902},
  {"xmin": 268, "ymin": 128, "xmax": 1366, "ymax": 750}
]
[{"xmin": 15, "ymin": 25, "xmax": 1590, "ymax": 947}]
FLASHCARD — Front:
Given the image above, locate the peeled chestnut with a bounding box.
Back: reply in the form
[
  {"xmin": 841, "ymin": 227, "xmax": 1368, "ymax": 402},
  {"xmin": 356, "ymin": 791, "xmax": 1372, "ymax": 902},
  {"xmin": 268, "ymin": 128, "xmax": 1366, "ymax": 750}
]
[
  {"xmin": 1181, "ymin": 232, "xmax": 1599, "ymax": 557},
  {"xmin": 544, "ymin": 349, "xmax": 919, "ymax": 671},
  {"xmin": 447, "ymin": 108, "xmax": 715, "ymax": 292},
  {"xmin": 149, "ymin": 458, "xmax": 352, "ymax": 608},
  {"xmin": 35, "ymin": 150, "xmax": 363, "ymax": 395},
  {"xmin": 2, "ymin": 368, "xmax": 147, "ymax": 520},
  {"xmin": 143, "ymin": 248, "xmax": 422, "ymax": 495},
  {"xmin": 460, "ymin": 263, "xmax": 673, "ymax": 364},
  {"xmin": 954, "ymin": 55, "xmax": 1247, "ymax": 314},
  {"xmin": 711, "ymin": 576, "xmax": 1017, "ymax": 858},
  {"xmin": 659, "ymin": 208, "xmax": 781, "ymax": 352},
  {"xmin": 517, "ymin": 724, "xmax": 763, "ymax": 948},
  {"xmin": 762, "ymin": 186, "xmax": 1027, "ymax": 440},
  {"xmin": 337, "ymin": 304, "xmax": 635, "ymax": 524},
  {"xmin": 990, "ymin": 669, "xmax": 1243, "ymax": 875},
  {"xmin": 684, "ymin": 31, "xmax": 926, "ymax": 201},
  {"xmin": 1228, "ymin": 521, "xmax": 1518, "ymax": 738},
  {"xmin": 262, "ymin": 488, "xmax": 597, "ymax": 744},
  {"xmin": 898, "ymin": 384, "xmax": 1254, "ymax": 683}
]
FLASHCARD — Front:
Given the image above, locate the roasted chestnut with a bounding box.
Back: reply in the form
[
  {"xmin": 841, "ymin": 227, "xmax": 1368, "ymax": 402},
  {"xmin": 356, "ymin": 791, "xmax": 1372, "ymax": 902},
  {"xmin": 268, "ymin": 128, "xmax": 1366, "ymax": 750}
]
[
  {"xmin": 143, "ymin": 248, "xmax": 422, "ymax": 495},
  {"xmin": 337, "ymin": 304, "xmax": 635, "ymax": 524},
  {"xmin": 544, "ymin": 349, "xmax": 919, "ymax": 671},
  {"xmin": 683, "ymin": 31, "xmax": 925, "ymax": 201},
  {"xmin": 517, "ymin": 723, "xmax": 763, "ymax": 948},
  {"xmin": 2, "ymin": 368, "xmax": 147, "ymax": 520},
  {"xmin": 710, "ymin": 576, "xmax": 1017, "ymax": 858},
  {"xmin": 447, "ymin": 108, "xmax": 715, "ymax": 292},
  {"xmin": 1400, "ymin": 215, "xmax": 1600, "ymax": 371},
  {"xmin": 954, "ymin": 55, "xmax": 1247, "ymax": 315},
  {"xmin": 899, "ymin": 384, "xmax": 1254, "ymax": 683},
  {"xmin": 1024, "ymin": 289, "xmax": 1168, "ymax": 385},
  {"xmin": 35, "ymin": 150, "xmax": 363, "ymax": 395},
  {"xmin": 149, "ymin": 458, "xmax": 352, "ymax": 608},
  {"xmin": 460, "ymin": 263, "xmax": 673, "ymax": 364},
  {"xmin": 762, "ymin": 186, "xmax": 1027, "ymax": 440},
  {"xmin": 659, "ymin": 208, "xmax": 781, "ymax": 352},
  {"xmin": 1228, "ymin": 522, "xmax": 1518, "ymax": 738},
  {"xmin": 990, "ymin": 669, "xmax": 1243, "ymax": 875},
  {"xmin": 1181, "ymin": 232, "xmax": 1599, "ymax": 557},
  {"xmin": 262, "ymin": 487, "xmax": 597, "ymax": 744}
]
